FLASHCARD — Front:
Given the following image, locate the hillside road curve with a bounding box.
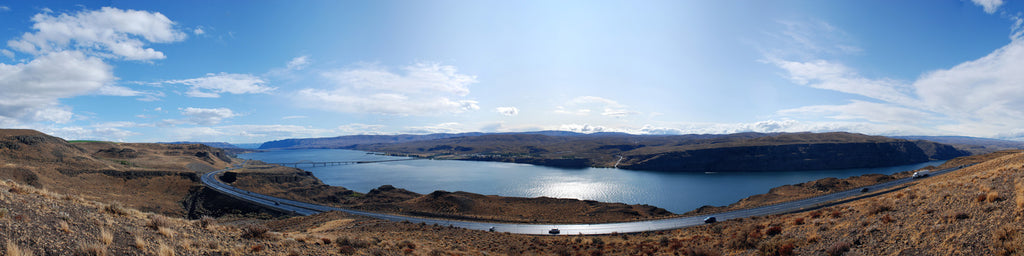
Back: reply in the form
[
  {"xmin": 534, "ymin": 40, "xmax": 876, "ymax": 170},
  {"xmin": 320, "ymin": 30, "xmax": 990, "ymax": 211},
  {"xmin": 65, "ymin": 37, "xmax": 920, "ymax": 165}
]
[{"xmin": 200, "ymin": 161, "xmax": 970, "ymax": 235}]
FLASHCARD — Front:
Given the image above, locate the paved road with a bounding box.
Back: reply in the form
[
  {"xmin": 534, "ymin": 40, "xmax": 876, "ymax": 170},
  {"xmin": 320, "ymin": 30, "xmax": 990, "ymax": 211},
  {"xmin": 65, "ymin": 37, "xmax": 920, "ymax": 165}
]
[{"xmin": 200, "ymin": 161, "xmax": 969, "ymax": 235}]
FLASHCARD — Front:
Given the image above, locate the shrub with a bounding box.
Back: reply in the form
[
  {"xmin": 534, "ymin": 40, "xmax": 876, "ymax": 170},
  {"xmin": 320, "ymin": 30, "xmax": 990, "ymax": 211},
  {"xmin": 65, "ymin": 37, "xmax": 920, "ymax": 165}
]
[
  {"xmin": 866, "ymin": 203, "xmax": 892, "ymax": 215},
  {"xmin": 158, "ymin": 226, "xmax": 174, "ymax": 238},
  {"xmin": 197, "ymin": 215, "xmax": 215, "ymax": 228},
  {"xmin": 682, "ymin": 247, "xmax": 720, "ymax": 256},
  {"xmin": 321, "ymin": 237, "xmax": 332, "ymax": 245},
  {"xmin": 397, "ymin": 240, "xmax": 416, "ymax": 249},
  {"xmin": 339, "ymin": 245, "xmax": 357, "ymax": 254},
  {"xmin": 146, "ymin": 215, "xmax": 172, "ymax": 230},
  {"xmin": 826, "ymin": 241, "xmax": 852, "ymax": 256},
  {"xmin": 978, "ymin": 194, "xmax": 989, "ymax": 202},
  {"xmin": 880, "ymin": 214, "xmax": 894, "ymax": 223},
  {"xmin": 758, "ymin": 240, "xmax": 795, "ymax": 256},
  {"xmin": 809, "ymin": 211, "xmax": 822, "ymax": 218},
  {"xmin": 241, "ymin": 224, "xmax": 269, "ymax": 239},
  {"xmin": 793, "ymin": 218, "xmax": 805, "ymax": 225},
  {"xmin": 953, "ymin": 212, "xmax": 970, "ymax": 220},
  {"xmin": 766, "ymin": 226, "xmax": 783, "ymax": 236},
  {"xmin": 103, "ymin": 202, "xmax": 129, "ymax": 216},
  {"xmin": 830, "ymin": 210, "xmax": 842, "ymax": 218}
]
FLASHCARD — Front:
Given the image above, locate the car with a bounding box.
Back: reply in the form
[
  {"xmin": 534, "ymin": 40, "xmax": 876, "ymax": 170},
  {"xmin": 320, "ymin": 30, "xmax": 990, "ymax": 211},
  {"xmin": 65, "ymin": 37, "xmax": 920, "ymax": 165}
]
[
  {"xmin": 704, "ymin": 217, "xmax": 717, "ymax": 223},
  {"xmin": 548, "ymin": 228, "xmax": 560, "ymax": 235},
  {"xmin": 912, "ymin": 170, "xmax": 930, "ymax": 179},
  {"xmin": 861, "ymin": 187, "xmax": 870, "ymax": 193},
  {"xmin": 488, "ymin": 226, "xmax": 496, "ymax": 232}
]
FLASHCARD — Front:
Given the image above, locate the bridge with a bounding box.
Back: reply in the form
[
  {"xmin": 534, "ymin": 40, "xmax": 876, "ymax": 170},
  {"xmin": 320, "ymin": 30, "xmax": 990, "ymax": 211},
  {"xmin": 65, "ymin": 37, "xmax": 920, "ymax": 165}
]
[{"xmin": 269, "ymin": 158, "xmax": 414, "ymax": 168}]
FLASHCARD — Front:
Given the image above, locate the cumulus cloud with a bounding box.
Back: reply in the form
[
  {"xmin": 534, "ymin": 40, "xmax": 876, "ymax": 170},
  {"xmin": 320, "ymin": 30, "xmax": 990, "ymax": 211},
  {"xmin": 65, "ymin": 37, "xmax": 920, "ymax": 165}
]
[
  {"xmin": 7, "ymin": 7, "xmax": 186, "ymax": 60},
  {"xmin": 496, "ymin": 107, "xmax": 519, "ymax": 116},
  {"xmin": 298, "ymin": 62, "xmax": 479, "ymax": 115},
  {"xmin": 0, "ymin": 51, "xmax": 113, "ymax": 123},
  {"xmin": 180, "ymin": 107, "xmax": 238, "ymax": 125},
  {"xmin": 972, "ymin": 0, "xmax": 1004, "ymax": 14},
  {"xmin": 0, "ymin": 6, "xmax": 10, "ymax": 12},
  {"xmin": 555, "ymin": 96, "xmax": 637, "ymax": 117},
  {"xmin": 193, "ymin": 27, "xmax": 205, "ymax": 35},
  {"xmin": 165, "ymin": 72, "xmax": 274, "ymax": 98}
]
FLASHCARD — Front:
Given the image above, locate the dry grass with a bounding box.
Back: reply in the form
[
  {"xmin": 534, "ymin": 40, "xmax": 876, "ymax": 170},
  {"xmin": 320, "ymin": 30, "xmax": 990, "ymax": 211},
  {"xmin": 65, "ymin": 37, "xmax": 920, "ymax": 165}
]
[
  {"xmin": 80, "ymin": 242, "xmax": 107, "ymax": 256},
  {"xmin": 157, "ymin": 243, "xmax": 174, "ymax": 256},
  {"xmin": 133, "ymin": 235, "xmax": 146, "ymax": 250},
  {"xmin": 5, "ymin": 240, "xmax": 32, "ymax": 256},
  {"xmin": 1016, "ymin": 179, "xmax": 1024, "ymax": 212},
  {"xmin": 100, "ymin": 228, "xmax": 113, "ymax": 246},
  {"xmin": 158, "ymin": 226, "xmax": 174, "ymax": 238},
  {"xmin": 57, "ymin": 220, "xmax": 72, "ymax": 233}
]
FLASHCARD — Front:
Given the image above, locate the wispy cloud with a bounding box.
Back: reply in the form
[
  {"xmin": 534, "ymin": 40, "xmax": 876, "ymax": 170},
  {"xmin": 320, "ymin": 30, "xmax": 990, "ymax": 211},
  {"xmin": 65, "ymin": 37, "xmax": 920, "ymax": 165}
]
[
  {"xmin": 165, "ymin": 72, "xmax": 274, "ymax": 98},
  {"xmin": 297, "ymin": 62, "xmax": 479, "ymax": 115}
]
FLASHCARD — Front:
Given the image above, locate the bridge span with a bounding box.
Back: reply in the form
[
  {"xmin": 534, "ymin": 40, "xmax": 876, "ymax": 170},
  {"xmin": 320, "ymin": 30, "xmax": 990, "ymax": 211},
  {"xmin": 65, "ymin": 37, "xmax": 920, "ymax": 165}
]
[{"xmin": 269, "ymin": 158, "xmax": 415, "ymax": 168}]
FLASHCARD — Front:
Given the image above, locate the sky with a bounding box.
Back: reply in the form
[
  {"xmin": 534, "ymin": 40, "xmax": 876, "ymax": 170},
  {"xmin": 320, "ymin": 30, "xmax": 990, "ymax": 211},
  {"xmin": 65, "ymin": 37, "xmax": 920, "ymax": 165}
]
[{"xmin": 1, "ymin": 0, "xmax": 1024, "ymax": 143}]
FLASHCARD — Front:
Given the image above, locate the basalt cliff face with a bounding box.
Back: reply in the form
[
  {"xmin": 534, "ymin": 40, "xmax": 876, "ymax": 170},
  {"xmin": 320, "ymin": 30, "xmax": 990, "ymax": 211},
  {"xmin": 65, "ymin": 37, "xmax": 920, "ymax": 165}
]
[{"xmin": 617, "ymin": 140, "xmax": 966, "ymax": 172}]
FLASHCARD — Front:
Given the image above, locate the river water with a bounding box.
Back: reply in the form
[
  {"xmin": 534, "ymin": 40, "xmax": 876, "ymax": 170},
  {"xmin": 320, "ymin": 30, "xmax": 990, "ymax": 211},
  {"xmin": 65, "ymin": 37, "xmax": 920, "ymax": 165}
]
[{"xmin": 239, "ymin": 149, "xmax": 944, "ymax": 214}]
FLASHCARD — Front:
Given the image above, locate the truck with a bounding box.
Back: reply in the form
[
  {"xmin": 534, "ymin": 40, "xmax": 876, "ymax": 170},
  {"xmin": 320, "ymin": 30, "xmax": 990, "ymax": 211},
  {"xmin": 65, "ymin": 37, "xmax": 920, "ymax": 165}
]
[{"xmin": 912, "ymin": 170, "xmax": 930, "ymax": 179}]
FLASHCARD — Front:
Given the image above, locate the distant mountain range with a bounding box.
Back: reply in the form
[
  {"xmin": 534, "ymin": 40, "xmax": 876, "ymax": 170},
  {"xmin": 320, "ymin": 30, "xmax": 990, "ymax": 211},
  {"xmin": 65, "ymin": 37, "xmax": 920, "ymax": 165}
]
[{"xmin": 891, "ymin": 136, "xmax": 1024, "ymax": 154}]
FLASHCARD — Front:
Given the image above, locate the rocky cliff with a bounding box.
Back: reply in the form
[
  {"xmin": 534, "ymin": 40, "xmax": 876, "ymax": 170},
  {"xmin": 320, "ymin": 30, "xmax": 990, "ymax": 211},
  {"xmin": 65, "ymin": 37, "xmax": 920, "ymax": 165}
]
[{"xmin": 618, "ymin": 140, "xmax": 967, "ymax": 172}]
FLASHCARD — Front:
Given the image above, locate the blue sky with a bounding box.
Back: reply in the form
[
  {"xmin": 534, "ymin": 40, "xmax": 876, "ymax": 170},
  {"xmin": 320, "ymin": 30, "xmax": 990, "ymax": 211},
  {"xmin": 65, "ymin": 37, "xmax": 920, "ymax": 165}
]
[{"xmin": 1, "ymin": 0, "xmax": 1024, "ymax": 143}]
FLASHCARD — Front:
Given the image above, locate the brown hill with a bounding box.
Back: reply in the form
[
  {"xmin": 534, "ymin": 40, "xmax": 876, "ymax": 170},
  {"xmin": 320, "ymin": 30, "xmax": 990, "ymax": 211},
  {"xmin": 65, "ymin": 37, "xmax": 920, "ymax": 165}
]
[{"xmin": 0, "ymin": 129, "xmax": 236, "ymax": 216}]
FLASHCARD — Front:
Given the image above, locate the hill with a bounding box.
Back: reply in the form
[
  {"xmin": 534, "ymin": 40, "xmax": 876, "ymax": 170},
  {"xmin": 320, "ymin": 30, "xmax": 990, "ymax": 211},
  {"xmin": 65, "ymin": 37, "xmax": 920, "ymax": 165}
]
[
  {"xmin": 350, "ymin": 132, "xmax": 969, "ymax": 171},
  {"xmin": 894, "ymin": 135, "xmax": 1024, "ymax": 154},
  {"xmin": 3, "ymin": 146, "xmax": 1023, "ymax": 255},
  {"xmin": 161, "ymin": 141, "xmax": 241, "ymax": 149}
]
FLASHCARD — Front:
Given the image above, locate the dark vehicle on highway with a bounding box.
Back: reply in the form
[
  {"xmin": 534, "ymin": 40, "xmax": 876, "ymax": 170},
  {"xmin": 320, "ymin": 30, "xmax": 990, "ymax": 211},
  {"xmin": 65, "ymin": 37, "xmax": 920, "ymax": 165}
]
[
  {"xmin": 549, "ymin": 228, "xmax": 560, "ymax": 234},
  {"xmin": 704, "ymin": 217, "xmax": 717, "ymax": 223}
]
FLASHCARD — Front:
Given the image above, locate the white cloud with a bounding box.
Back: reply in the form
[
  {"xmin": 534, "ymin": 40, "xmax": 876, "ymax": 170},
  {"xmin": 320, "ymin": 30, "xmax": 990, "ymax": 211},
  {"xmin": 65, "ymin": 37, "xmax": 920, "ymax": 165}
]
[
  {"xmin": 401, "ymin": 122, "xmax": 464, "ymax": 134},
  {"xmin": 767, "ymin": 22, "xmax": 1024, "ymax": 138},
  {"xmin": 972, "ymin": 0, "xmax": 1004, "ymax": 14},
  {"xmin": 337, "ymin": 123, "xmax": 387, "ymax": 134},
  {"xmin": 281, "ymin": 115, "xmax": 307, "ymax": 120},
  {"xmin": 180, "ymin": 107, "xmax": 238, "ymax": 125},
  {"xmin": 0, "ymin": 51, "xmax": 113, "ymax": 123},
  {"xmin": 496, "ymin": 107, "xmax": 519, "ymax": 116},
  {"xmin": 0, "ymin": 49, "xmax": 12, "ymax": 59},
  {"xmin": 298, "ymin": 62, "xmax": 479, "ymax": 115},
  {"xmin": 286, "ymin": 56, "xmax": 310, "ymax": 70},
  {"xmin": 0, "ymin": 6, "xmax": 9, "ymax": 12},
  {"xmin": 165, "ymin": 72, "xmax": 274, "ymax": 98},
  {"xmin": 169, "ymin": 124, "xmax": 333, "ymax": 142},
  {"xmin": 778, "ymin": 100, "xmax": 934, "ymax": 124},
  {"xmin": 555, "ymin": 96, "xmax": 637, "ymax": 117},
  {"xmin": 42, "ymin": 126, "xmax": 139, "ymax": 142},
  {"xmin": 8, "ymin": 7, "xmax": 186, "ymax": 61},
  {"xmin": 193, "ymin": 27, "xmax": 205, "ymax": 35}
]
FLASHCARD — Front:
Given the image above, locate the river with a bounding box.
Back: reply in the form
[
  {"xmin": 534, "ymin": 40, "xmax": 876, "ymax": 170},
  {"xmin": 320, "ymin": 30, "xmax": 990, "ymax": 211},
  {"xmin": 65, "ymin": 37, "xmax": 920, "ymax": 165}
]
[{"xmin": 239, "ymin": 149, "xmax": 944, "ymax": 214}]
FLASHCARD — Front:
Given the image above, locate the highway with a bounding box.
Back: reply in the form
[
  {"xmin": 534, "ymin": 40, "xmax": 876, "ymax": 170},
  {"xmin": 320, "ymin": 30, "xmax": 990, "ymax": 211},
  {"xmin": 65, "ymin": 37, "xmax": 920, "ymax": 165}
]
[{"xmin": 200, "ymin": 161, "xmax": 969, "ymax": 235}]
